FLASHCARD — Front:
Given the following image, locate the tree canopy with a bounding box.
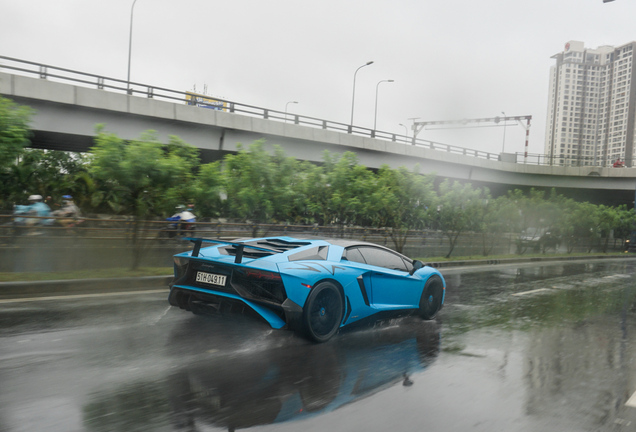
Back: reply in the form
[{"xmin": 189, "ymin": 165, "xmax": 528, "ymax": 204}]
[{"xmin": 1, "ymin": 94, "xmax": 634, "ymax": 259}]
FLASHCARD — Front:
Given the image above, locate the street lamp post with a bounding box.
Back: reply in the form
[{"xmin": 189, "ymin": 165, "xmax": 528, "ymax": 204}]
[
  {"xmin": 501, "ymin": 111, "xmax": 507, "ymax": 153},
  {"xmin": 408, "ymin": 117, "xmax": 420, "ymax": 145},
  {"xmin": 373, "ymin": 79, "xmax": 394, "ymax": 131},
  {"xmin": 126, "ymin": 0, "xmax": 139, "ymax": 95},
  {"xmin": 285, "ymin": 101, "xmax": 298, "ymax": 123},
  {"xmin": 399, "ymin": 123, "xmax": 409, "ymax": 144},
  {"xmin": 350, "ymin": 61, "xmax": 374, "ymax": 128}
]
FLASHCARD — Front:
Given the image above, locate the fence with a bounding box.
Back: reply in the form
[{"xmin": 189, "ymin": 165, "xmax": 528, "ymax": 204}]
[{"xmin": 0, "ymin": 214, "xmax": 627, "ymax": 273}]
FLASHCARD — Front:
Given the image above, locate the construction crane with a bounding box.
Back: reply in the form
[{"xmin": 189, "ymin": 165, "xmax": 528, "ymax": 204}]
[{"xmin": 411, "ymin": 115, "xmax": 532, "ymax": 161}]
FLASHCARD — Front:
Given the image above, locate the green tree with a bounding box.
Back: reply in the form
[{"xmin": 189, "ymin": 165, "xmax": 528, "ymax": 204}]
[
  {"xmin": 595, "ymin": 205, "xmax": 621, "ymax": 253},
  {"xmin": 322, "ymin": 151, "xmax": 373, "ymax": 232},
  {"xmin": 473, "ymin": 193, "xmax": 521, "ymax": 256},
  {"xmin": 300, "ymin": 157, "xmax": 331, "ymax": 225},
  {"xmin": 368, "ymin": 165, "xmax": 436, "ymax": 252},
  {"xmin": 435, "ymin": 180, "xmax": 485, "ymax": 258},
  {"xmin": 298, "ymin": 159, "xmax": 330, "ymax": 225},
  {"xmin": 223, "ymin": 141, "xmax": 277, "ymax": 234},
  {"xmin": 286, "ymin": 160, "xmax": 322, "ymax": 224},
  {"xmin": 158, "ymin": 135, "xmax": 201, "ymax": 215},
  {"xmin": 2, "ymin": 149, "xmax": 88, "ymax": 211},
  {"xmin": 89, "ymin": 127, "xmax": 199, "ymax": 269},
  {"xmin": 269, "ymin": 145, "xmax": 304, "ymax": 223},
  {"xmin": 0, "ymin": 96, "xmax": 32, "ymax": 210},
  {"xmin": 298, "ymin": 151, "xmax": 374, "ymax": 233},
  {"xmin": 0, "ymin": 97, "xmax": 31, "ymax": 167},
  {"xmin": 559, "ymin": 200, "xmax": 597, "ymax": 253},
  {"xmin": 613, "ymin": 205, "xmax": 636, "ymax": 249},
  {"xmin": 193, "ymin": 161, "xmax": 225, "ymax": 219}
]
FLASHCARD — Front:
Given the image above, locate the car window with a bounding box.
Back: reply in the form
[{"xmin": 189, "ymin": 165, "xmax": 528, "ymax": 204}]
[
  {"xmin": 402, "ymin": 257, "xmax": 414, "ymax": 273},
  {"xmin": 342, "ymin": 247, "xmax": 366, "ymax": 264},
  {"xmin": 357, "ymin": 247, "xmax": 408, "ymax": 272},
  {"xmin": 288, "ymin": 246, "xmax": 328, "ymax": 261}
]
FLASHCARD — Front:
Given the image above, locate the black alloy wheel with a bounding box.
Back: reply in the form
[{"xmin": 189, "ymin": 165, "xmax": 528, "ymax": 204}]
[
  {"xmin": 419, "ymin": 275, "xmax": 443, "ymax": 320},
  {"xmin": 303, "ymin": 281, "xmax": 344, "ymax": 343}
]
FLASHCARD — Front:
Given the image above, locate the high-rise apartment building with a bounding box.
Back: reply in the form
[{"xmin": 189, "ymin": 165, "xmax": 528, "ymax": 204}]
[{"xmin": 544, "ymin": 40, "xmax": 636, "ymax": 167}]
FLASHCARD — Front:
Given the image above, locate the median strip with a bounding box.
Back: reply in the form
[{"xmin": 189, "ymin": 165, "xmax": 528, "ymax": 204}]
[{"xmin": 0, "ymin": 289, "xmax": 167, "ymax": 304}]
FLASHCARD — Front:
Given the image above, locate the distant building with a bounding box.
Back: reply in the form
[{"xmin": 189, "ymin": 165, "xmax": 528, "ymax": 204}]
[{"xmin": 544, "ymin": 40, "xmax": 636, "ymax": 167}]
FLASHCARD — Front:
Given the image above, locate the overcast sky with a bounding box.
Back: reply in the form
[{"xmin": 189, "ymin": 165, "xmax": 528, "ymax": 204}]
[{"xmin": 1, "ymin": 0, "xmax": 635, "ymax": 156}]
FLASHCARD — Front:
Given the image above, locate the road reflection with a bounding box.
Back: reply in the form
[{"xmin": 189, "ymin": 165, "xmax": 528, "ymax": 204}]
[
  {"xmin": 165, "ymin": 318, "xmax": 440, "ymax": 431},
  {"xmin": 523, "ymin": 314, "xmax": 636, "ymax": 428},
  {"xmin": 71, "ymin": 259, "xmax": 636, "ymax": 432},
  {"xmin": 81, "ymin": 317, "xmax": 440, "ymax": 432}
]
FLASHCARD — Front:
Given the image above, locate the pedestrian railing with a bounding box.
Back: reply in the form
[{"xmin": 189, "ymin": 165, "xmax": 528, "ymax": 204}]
[
  {"xmin": 1, "ymin": 214, "xmax": 628, "ymax": 263},
  {"xmin": 0, "ymin": 214, "xmax": 422, "ymax": 243}
]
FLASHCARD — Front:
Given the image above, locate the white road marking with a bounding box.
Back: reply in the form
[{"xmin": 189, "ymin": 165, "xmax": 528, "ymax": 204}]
[
  {"xmin": 626, "ymin": 391, "xmax": 636, "ymax": 408},
  {"xmin": 0, "ymin": 289, "xmax": 167, "ymax": 304},
  {"xmin": 512, "ymin": 288, "xmax": 551, "ymax": 297}
]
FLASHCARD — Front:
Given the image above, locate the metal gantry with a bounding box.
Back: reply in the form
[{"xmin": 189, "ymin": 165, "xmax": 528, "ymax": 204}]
[{"xmin": 410, "ymin": 115, "xmax": 532, "ymax": 161}]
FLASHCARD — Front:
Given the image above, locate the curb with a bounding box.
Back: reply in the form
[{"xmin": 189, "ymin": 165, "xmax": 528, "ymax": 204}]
[
  {"xmin": 424, "ymin": 254, "xmax": 636, "ymax": 268},
  {"xmin": 0, "ymin": 275, "xmax": 173, "ymax": 299}
]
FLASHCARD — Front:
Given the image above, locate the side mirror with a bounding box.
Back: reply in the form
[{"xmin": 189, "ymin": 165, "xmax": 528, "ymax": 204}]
[{"xmin": 410, "ymin": 260, "xmax": 424, "ymax": 276}]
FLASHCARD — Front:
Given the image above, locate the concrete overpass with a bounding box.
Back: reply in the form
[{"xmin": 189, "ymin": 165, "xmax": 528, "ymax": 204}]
[{"xmin": 1, "ymin": 64, "xmax": 636, "ymax": 205}]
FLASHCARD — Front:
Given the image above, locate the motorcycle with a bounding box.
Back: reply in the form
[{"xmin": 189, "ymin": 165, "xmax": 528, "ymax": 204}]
[
  {"xmin": 5, "ymin": 204, "xmax": 54, "ymax": 238},
  {"xmin": 158, "ymin": 211, "xmax": 196, "ymax": 243}
]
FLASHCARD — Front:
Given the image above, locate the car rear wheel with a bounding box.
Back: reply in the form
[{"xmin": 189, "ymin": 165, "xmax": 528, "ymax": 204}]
[
  {"xmin": 419, "ymin": 275, "xmax": 443, "ymax": 320},
  {"xmin": 303, "ymin": 281, "xmax": 343, "ymax": 343}
]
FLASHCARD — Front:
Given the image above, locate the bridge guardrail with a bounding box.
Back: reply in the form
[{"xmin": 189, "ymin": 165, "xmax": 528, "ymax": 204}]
[
  {"xmin": 0, "ymin": 56, "xmax": 506, "ymax": 162},
  {"xmin": 519, "ymin": 152, "xmax": 627, "ymax": 168},
  {"xmin": 1, "ymin": 56, "xmax": 623, "ymax": 168}
]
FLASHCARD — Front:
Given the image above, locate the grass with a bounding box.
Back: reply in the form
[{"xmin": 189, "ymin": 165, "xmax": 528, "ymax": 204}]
[{"xmin": 0, "ymin": 267, "xmax": 173, "ymax": 283}]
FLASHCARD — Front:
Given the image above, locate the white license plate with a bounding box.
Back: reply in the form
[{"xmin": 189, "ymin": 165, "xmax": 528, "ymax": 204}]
[{"xmin": 195, "ymin": 271, "xmax": 227, "ymax": 287}]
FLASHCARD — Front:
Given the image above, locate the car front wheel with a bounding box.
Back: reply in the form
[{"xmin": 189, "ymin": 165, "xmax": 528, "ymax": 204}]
[
  {"xmin": 419, "ymin": 275, "xmax": 443, "ymax": 320},
  {"xmin": 302, "ymin": 281, "xmax": 343, "ymax": 343}
]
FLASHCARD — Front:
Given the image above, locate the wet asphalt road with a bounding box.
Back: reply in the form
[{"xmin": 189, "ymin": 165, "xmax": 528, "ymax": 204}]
[{"xmin": 2, "ymin": 258, "xmax": 636, "ymax": 432}]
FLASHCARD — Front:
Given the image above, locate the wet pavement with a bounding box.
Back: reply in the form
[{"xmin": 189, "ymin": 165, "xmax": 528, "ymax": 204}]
[{"xmin": 2, "ymin": 258, "xmax": 636, "ymax": 431}]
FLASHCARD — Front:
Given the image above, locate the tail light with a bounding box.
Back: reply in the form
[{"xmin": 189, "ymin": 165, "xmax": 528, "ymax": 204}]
[
  {"xmin": 243, "ymin": 269, "xmax": 282, "ymax": 281},
  {"xmin": 233, "ymin": 268, "xmax": 286, "ymax": 304},
  {"xmin": 174, "ymin": 257, "xmax": 189, "ymax": 280}
]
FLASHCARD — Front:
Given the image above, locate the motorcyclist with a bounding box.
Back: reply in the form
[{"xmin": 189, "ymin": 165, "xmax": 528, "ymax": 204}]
[
  {"xmin": 52, "ymin": 195, "xmax": 80, "ymax": 217},
  {"xmin": 53, "ymin": 195, "xmax": 82, "ymax": 227},
  {"xmin": 12, "ymin": 195, "xmax": 53, "ymax": 235},
  {"xmin": 26, "ymin": 195, "xmax": 53, "ymax": 225},
  {"xmin": 166, "ymin": 205, "xmax": 196, "ymax": 236},
  {"xmin": 12, "ymin": 204, "xmax": 32, "ymax": 225}
]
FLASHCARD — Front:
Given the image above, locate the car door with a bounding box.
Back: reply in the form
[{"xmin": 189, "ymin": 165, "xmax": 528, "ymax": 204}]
[{"xmin": 355, "ymin": 247, "xmax": 422, "ymax": 308}]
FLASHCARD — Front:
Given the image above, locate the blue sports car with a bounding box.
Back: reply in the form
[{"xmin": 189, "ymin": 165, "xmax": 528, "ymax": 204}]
[{"xmin": 168, "ymin": 237, "xmax": 445, "ymax": 342}]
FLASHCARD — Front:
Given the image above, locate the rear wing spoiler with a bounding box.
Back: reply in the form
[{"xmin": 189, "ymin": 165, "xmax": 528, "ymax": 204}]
[{"xmin": 183, "ymin": 237, "xmax": 278, "ymax": 264}]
